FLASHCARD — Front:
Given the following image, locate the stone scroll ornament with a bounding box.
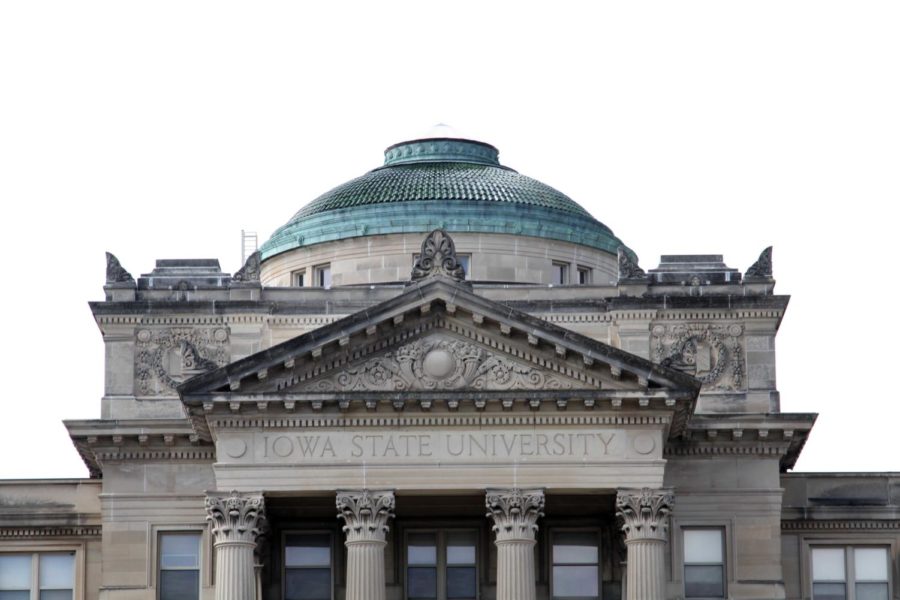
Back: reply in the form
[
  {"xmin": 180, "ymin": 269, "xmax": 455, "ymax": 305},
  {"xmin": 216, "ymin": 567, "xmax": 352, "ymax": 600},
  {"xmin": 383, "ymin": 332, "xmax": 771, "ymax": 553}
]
[
  {"xmin": 411, "ymin": 229, "xmax": 466, "ymax": 281},
  {"xmin": 205, "ymin": 491, "xmax": 267, "ymax": 544},
  {"xmin": 105, "ymin": 252, "xmax": 134, "ymax": 284},
  {"xmin": 485, "ymin": 489, "xmax": 545, "ymax": 541},
  {"xmin": 232, "ymin": 250, "xmax": 261, "ymax": 283},
  {"xmin": 336, "ymin": 490, "xmax": 396, "ymax": 543},
  {"xmin": 617, "ymin": 247, "xmax": 646, "ymax": 281},
  {"xmin": 744, "ymin": 246, "xmax": 773, "ymax": 279},
  {"xmin": 615, "ymin": 488, "xmax": 674, "ymax": 542}
]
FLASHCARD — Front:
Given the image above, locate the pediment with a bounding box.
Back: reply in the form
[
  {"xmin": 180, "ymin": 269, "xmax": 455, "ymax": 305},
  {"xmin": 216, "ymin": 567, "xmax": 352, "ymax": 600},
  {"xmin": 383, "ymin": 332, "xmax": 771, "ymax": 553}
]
[{"xmin": 179, "ymin": 277, "xmax": 701, "ymax": 401}]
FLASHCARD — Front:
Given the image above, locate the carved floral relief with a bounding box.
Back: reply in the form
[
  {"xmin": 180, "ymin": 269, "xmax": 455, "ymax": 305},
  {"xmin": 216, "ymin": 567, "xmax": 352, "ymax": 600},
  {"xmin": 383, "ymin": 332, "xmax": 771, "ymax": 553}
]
[
  {"xmin": 652, "ymin": 323, "xmax": 744, "ymax": 391},
  {"xmin": 135, "ymin": 327, "xmax": 229, "ymax": 395}
]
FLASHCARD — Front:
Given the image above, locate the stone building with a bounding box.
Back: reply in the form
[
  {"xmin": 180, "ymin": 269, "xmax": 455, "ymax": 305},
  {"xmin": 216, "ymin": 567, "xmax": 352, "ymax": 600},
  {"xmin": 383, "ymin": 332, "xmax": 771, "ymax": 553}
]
[{"xmin": 0, "ymin": 136, "xmax": 895, "ymax": 600}]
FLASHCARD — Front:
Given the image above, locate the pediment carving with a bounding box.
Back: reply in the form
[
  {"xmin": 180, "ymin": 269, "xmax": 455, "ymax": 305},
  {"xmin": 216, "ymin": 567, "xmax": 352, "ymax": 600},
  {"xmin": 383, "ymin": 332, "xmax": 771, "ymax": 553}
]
[{"xmin": 287, "ymin": 333, "xmax": 579, "ymax": 393}]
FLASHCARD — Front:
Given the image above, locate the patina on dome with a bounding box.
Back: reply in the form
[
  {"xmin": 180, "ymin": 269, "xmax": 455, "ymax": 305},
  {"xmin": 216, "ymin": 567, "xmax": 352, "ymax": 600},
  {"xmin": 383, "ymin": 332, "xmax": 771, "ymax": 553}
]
[{"xmin": 260, "ymin": 137, "xmax": 630, "ymax": 260}]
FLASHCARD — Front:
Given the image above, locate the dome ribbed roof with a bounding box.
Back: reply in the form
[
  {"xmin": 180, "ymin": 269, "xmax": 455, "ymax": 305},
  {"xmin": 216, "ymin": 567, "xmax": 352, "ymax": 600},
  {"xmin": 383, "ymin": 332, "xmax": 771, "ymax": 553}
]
[{"xmin": 260, "ymin": 137, "xmax": 629, "ymax": 260}]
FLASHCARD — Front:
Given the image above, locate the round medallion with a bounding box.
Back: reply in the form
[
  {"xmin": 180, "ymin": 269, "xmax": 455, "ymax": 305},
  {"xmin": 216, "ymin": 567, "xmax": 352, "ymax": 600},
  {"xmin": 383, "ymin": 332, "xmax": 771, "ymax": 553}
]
[
  {"xmin": 214, "ymin": 328, "xmax": 228, "ymax": 342},
  {"xmin": 632, "ymin": 434, "xmax": 656, "ymax": 456},
  {"xmin": 137, "ymin": 329, "xmax": 151, "ymax": 343},
  {"xmin": 422, "ymin": 348, "xmax": 456, "ymax": 380}
]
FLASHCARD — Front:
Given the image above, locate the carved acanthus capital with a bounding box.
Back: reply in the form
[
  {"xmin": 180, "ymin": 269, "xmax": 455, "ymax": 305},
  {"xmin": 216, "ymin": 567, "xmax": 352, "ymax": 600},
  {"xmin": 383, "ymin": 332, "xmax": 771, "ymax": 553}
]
[
  {"xmin": 205, "ymin": 491, "xmax": 266, "ymax": 545},
  {"xmin": 411, "ymin": 229, "xmax": 466, "ymax": 282},
  {"xmin": 485, "ymin": 488, "xmax": 545, "ymax": 542},
  {"xmin": 336, "ymin": 490, "xmax": 396, "ymax": 543},
  {"xmin": 232, "ymin": 250, "xmax": 261, "ymax": 283},
  {"xmin": 616, "ymin": 488, "xmax": 674, "ymax": 542},
  {"xmin": 105, "ymin": 252, "xmax": 134, "ymax": 285},
  {"xmin": 744, "ymin": 246, "xmax": 773, "ymax": 279},
  {"xmin": 617, "ymin": 247, "xmax": 646, "ymax": 281}
]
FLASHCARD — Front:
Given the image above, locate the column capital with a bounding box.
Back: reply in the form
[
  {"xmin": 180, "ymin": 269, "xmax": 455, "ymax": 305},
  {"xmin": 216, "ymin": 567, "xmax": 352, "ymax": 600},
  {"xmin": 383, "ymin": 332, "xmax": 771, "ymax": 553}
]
[
  {"xmin": 205, "ymin": 490, "xmax": 266, "ymax": 546},
  {"xmin": 485, "ymin": 488, "xmax": 545, "ymax": 542},
  {"xmin": 616, "ymin": 487, "xmax": 674, "ymax": 542},
  {"xmin": 336, "ymin": 489, "xmax": 395, "ymax": 543}
]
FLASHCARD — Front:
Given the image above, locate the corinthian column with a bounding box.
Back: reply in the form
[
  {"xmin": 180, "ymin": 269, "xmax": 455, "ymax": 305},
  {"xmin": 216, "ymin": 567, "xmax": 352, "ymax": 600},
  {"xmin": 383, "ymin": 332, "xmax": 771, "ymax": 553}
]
[
  {"xmin": 616, "ymin": 488, "xmax": 674, "ymax": 600},
  {"xmin": 485, "ymin": 489, "xmax": 545, "ymax": 600},
  {"xmin": 205, "ymin": 491, "xmax": 266, "ymax": 600},
  {"xmin": 336, "ymin": 490, "xmax": 396, "ymax": 600}
]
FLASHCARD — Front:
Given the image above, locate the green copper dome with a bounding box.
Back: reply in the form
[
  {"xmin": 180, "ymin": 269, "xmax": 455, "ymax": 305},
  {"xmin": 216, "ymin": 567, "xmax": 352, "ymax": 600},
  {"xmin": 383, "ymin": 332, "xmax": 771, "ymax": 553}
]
[{"xmin": 260, "ymin": 137, "xmax": 630, "ymax": 260}]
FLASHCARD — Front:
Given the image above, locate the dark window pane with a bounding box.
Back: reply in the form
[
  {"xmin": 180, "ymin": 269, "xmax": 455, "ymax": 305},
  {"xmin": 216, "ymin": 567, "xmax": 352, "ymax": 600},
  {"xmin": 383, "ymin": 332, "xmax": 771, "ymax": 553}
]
[
  {"xmin": 160, "ymin": 570, "xmax": 199, "ymax": 600},
  {"xmin": 40, "ymin": 592, "xmax": 73, "ymax": 600},
  {"xmin": 552, "ymin": 565, "xmax": 599, "ymax": 597},
  {"xmin": 285, "ymin": 568, "xmax": 331, "ymax": 600},
  {"xmin": 856, "ymin": 582, "xmax": 889, "ymax": 600},
  {"xmin": 0, "ymin": 593, "xmax": 31, "ymax": 600},
  {"xmin": 286, "ymin": 534, "xmax": 331, "ymax": 567},
  {"xmin": 408, "ymin": 567, "xmax": 437, "ymax": 599},
  {"xmin": 684, "ymin": 565, "xmax": 724, "ymax": 598},
  {"xmin": 812, "ymin": 582, "xmax": 846, "ymax": 600},
  {"xmin": 553, "ymin": 532, "xmax": 599, "ymax": 564},
  {"xmin": 447, "ymin": 566, "xmax": 476, "ymax": 599}
]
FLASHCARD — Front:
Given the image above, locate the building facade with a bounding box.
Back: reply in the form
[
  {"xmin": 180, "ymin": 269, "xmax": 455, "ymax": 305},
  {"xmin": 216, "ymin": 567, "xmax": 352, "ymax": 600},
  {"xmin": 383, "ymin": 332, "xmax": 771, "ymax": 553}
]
[{"xmin": 0, "ymin": 136, "xmax": 895, "ymax": 600}]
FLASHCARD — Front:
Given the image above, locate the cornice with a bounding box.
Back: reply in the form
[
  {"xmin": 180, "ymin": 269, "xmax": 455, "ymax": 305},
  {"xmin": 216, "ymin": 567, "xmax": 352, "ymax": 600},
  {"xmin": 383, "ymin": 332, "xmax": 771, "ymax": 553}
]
[{"xmin": 0, "ymin": 526, "xmax": 101, "ymax": 539}]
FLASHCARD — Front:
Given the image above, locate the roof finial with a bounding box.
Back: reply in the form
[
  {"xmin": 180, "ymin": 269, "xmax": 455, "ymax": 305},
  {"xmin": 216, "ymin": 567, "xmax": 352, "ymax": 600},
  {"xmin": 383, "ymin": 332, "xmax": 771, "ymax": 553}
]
[
  {"xmin": 411, "ymin": 229, "xmax": 466, "ymax": 282},
  {"xmin": 617, "ymin": 247, "xmax": 646, "ymax": 281},
  {"xmin": 744, "ymin": 246, "xmax": 773, "ymax": 279},
  {"xmin": 105, "ymin": 252, "xmax": 134, "ymax": 285},
  {"xmin": 232, "ymin": 251, "xmax": 261, "ymax": 283}
]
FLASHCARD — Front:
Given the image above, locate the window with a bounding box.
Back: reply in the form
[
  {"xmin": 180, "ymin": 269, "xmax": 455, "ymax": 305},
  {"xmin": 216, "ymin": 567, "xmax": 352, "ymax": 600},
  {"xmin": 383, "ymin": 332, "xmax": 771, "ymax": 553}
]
[
  {"xmin": 159, "ymin": 532, "xmax": 200, "ymax": 600},
  {"xmin": 0, "ymin": 552, "xmax": 75, "ymax": 600},
  {"xmin": 551, "ymin": 530, "xmax": 600, "ymax": 599},
  {"xmin": 285, "ymin": 533, "xmax": 333, "ymax": 600},
  {"xmin": 551, "ymin": 262, "xmax": 569, "ymax": 285},
  {"xmin": 577, "ymin": 266, "xmax": 592, "ymax": 285},
  {"xmin": 812, "ymin": 546, "xmax": 890, "ymax": 600},
  {"xmin": 292, "ymin": 270, "xmax": 306, "ymax": 287},
  {"xmin": 683, "ymin": 528, "xmax": 725, "ymax": 598},
  {"xmin": 405, "ymin": 530, "xmax": 477, "ymax": 600},
  {"xmin": 314, "ymin": 264, "xmax": 332, "ymax": 289}
]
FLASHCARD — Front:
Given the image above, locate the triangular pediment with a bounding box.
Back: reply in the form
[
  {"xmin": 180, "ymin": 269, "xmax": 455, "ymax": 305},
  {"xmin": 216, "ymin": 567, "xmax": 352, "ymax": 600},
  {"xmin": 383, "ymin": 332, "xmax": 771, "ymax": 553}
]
[{"xmin": 179, "ymin": 277, "xmax": 700, "ymax": 400}]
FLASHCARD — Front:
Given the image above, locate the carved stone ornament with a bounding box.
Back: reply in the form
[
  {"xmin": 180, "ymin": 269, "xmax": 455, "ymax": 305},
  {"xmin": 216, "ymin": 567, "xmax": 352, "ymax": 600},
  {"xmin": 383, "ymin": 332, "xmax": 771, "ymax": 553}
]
[
  {"xmin": 105, "ymin": 252, "xmax": 134, "ymax": 285},
  {"xmin": 617, "ymin": 247, "xmax": 646, "ymax": 281},
  {"xmin": 205, "ymin": 491, "xmax": 266, "ymax": 545},
  {"xmin": 616, "ymin": 488, "xmax": 674, "ymax": 542},
  {"xmin": 232, "ymin": 250, "xmax": 261, "ymax": 283},
  {"xmin": 336, "ymin": 490, "xmax": 396, "ymax": 543},
  {"xmin": 745, "ymin": 246, "xmax": 773, "ymax": 279},
  {"xmin": 310, "ymin": 335, "xmax": 574, "ymax": 392},
  {"xmin": 411, "ymin": 229, "xmax": 466, "ymax": 281},
  {"xmin": 135, "ymin": 327, "xmax": 229, "ymax": 395},
  {"xmin": 486, "ymin": 488, "xmax": 545, "ymax": 542},
  {"xmin": 654, "ymin": 324, "xmax": 744, "ymax": 391}
]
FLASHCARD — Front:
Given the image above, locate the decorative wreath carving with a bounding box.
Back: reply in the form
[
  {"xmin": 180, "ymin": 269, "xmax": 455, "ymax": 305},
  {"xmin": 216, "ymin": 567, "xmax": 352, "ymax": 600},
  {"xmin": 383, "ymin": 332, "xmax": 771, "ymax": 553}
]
[
  {"xmin": 135, "ymin": 327, "xmax": 229, "ymax": 395},
  {"xmin": 654, "ymin": 324, "xmax": 744, "ymax": 391}
]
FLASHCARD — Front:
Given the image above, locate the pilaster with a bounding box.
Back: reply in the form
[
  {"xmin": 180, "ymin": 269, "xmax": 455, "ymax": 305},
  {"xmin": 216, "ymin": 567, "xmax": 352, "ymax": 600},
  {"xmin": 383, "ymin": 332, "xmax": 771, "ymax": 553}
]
[
  {"xmin": 336, "ymin": 489, "xmax": 396, "ymax": 600},
  {"xmin": 616, "ymin": 487, "xmax": 674, "ymax": 600},
  {"xmin": 485, "ymin": 488, "xmax": 545, "ymax": 600}
]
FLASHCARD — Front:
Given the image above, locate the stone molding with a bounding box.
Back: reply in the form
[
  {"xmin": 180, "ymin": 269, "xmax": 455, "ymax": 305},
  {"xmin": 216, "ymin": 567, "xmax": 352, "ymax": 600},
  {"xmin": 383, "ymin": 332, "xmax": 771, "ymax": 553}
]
[
  {"xmin": 616, "ymin": 488, "xmax": 674, "ymax": 542},
  {"xmin": 486, "ymin": 488, "xmax": 545, "ymax": 542},
  {"xmin": 205, "ymin": 491, "xmax": 266, "ymax": 545},
  {"xmin": 207, "ymin": 413, "xmax": 671, "ymax": 429},
  {"xmin": 782, "ymin": 520, "xmax": 900, "ymax": 531},
  {"xmin": 336, "ymin": 490, "xmax": 396, "ymax": 543},
  {"xmin": 0, "ymin": 526, "xmax": 101, "ymax": 539}
]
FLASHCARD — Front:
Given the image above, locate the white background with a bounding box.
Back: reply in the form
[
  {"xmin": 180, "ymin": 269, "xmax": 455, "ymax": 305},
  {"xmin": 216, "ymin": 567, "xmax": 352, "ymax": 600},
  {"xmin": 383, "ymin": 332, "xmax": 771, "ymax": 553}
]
[{"xmin": 1, "ymin": 1, "xmax": 898, "ymax": 478}]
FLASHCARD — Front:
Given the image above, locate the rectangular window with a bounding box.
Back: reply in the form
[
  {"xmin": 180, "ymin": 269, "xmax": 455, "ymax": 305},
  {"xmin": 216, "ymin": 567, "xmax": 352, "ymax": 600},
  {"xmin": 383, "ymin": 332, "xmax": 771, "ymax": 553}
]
[
  {"xmin": 551, "ymin": 530, "xmax": 600, "ymax": 600},
  {"xmin": 812, "ymin": 546, "xmax": 890, "ymax": 600},
  {"xmin": 577, "ymin": 266, "xmax": 591, "ymax": 285},
  {"xmin": 405, "ymin": 530, "xmax": 477, "ymax": 600},
  {"xmin": 159, "ymin": 533, "xmax": 200, "ymax": 600},
  {"xmin": 292, "ymin": 270, "xmax": 306, "ymax": 287},
  {"xmin": 552, "ymin": 262, "xmax": 569, "ymax": 285},
  {"xmin": 314, "ymin": 264, "xmax": 332, "ymax": 289},
  {"xmin": 683, "ymin": 528, "xmax": 725, "ymax": 598},
  {"xmin": 0, "ymin": 552, "xmax": 75, "ymax": 600},
  {"xmin": 285, "ymin": 533, "xmax": 333, "ymax": 600}
]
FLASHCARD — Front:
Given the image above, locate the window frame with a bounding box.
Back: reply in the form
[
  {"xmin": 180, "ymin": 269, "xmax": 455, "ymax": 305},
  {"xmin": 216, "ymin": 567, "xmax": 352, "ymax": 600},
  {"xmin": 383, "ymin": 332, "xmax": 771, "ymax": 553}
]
[
  {"xmin": 681, "ymin": 527, "xmax": 727, "ymax": 599},
  {"xmin": 0, "ymin": 544, "xmax": 84, "ymax": 600},
  {"xmin": 805, "ymin": 541, "xmax": 895, "ymax": 600},
  {"xmin": 402, "ymin": 528, "xmax": 480, "ymax": 600},
  {"xmin": 551, "ymin": 262, "xmax": 570, "ymax": 286},
  {"xmin": 156, "ymin": 530, "xmax": 202, "ymax": 600},
  {"xmin": 313, "ymin": 264, "xmax": 332, "ymax": 289},
  {"xmin": 150, "ymin": 525, "xmax": 209, "ymax": 597},
  {"xmin": 576, "ymin": 266, "xmax": 592, "ymax": 285},
  {"xmin": 548, "ymin": 527, "xmax": 603, "ymax": 600},
  {"xmin": 291, "ymin": 269, "xmax": 306, "ymax": 287},
  {"xmin": 672, "ymin": 520, "xmax": 732, "ymax": 600},
  {"xmin": 282, "ymin": 529, "xmax": 336, "ymax": 600}
]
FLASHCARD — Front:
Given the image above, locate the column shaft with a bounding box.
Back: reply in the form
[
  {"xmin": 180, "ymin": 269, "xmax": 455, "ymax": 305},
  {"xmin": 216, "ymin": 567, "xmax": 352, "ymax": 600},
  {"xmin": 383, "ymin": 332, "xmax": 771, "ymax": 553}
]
[
  {"xmin": 616, "ymin": 488, "xmax": 674, "ymax": 600},
  {"xmin": 345, "ymin": 540, "xmax": 388, "ymax": 600},
  {"xmin": 625, "ymin": 539, "xmax": 666, "ymax": 600},
  {"xmin": 495, "ymin": 539, "xmax": 537, "ymax": 600},
  {"xmin": 336, "ymin": 490, "xmax": 395, "ymax": 600},
  {"xmin": 205, "ymin": 491, "xmax": 266, "ymax": 600},
  {"xmin": 213, "ymin": 541, "xmax": 256, "ymax": 600},
  {"xmin": 486, "ymin": 489, "xmax": 544, "ymax": 600}
]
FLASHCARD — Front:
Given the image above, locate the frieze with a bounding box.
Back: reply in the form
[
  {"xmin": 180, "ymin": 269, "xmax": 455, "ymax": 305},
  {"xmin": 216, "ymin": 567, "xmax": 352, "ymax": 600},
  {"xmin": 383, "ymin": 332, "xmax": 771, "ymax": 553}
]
[
  {"xmin": 652, "ymin": 323, "xmax": 744, "ymax": 391},
  {"xmin": 135, "ymin": 327, "xmax": 230, "ymax": 395},
  {"xmin": 0, "ymin": 526, "xmax": 102, "ymax": 539},
  {"xmin": 307, "ymin": 335, "xmax": 576, "ymax": 392}
]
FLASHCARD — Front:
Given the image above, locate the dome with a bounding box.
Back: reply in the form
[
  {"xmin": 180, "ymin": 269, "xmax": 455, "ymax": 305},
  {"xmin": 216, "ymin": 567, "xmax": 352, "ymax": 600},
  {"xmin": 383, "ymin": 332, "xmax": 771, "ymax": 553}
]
[{"xmin": 260, "ymin": 137, "xmax": 630, "ymax": 260}]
